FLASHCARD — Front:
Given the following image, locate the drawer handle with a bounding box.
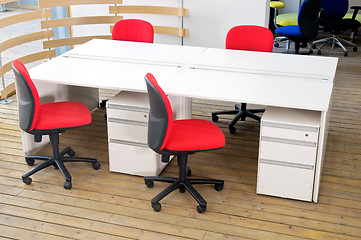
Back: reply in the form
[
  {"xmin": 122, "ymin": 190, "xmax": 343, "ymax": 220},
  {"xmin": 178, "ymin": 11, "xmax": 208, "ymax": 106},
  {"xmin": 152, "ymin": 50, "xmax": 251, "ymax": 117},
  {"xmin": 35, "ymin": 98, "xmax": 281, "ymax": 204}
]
[
  {"xmin": 261, "ymin": 136, "xmax": 316, "ymax": 147},
  {"xmin": 110, "ymin": 139, "xmax": 148, "ymax": 147},
  {"xmin": 260, "ymin": 158, "xmax": 314, "ymax": 170},
  {"xmin": 108, "ymin": 118, "xmax": 148, "ymax": 126},
  {"xmin": 262, "ymin": 122, "xmax": 319, "ymax": 132},
  {"xmin": 108, "ymin": 104, "xmax": 149, "ymax": 112}
]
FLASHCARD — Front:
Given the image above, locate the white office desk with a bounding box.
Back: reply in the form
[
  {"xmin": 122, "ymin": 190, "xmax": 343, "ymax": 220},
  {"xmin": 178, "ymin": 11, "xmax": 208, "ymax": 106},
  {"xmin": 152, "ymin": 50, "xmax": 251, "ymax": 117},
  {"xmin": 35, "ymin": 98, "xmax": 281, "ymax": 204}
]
[
  {"xmin": 27, "ymin": 39, "xmax": 206, "ymax": 156},
  {"xmin": 26, "ymin": 39, "xmax": 338, "ymax": 202},
  {"xmin": 31, "ymin": 39, "xmax": 206, "ymax": 95},
  {"xmin": 165, "ymin": 48, "xmax": 336, "ymax": 111},
  {"xmin": 165, "ymin": 48, "xmax": 338, "ymax": 202}
]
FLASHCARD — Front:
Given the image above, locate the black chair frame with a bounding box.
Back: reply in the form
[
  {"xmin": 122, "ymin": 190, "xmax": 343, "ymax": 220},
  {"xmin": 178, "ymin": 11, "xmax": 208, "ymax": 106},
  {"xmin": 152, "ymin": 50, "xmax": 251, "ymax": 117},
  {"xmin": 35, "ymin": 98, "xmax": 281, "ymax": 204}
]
[
  {"xmin": 22, "ymin": 131, "xmax": 100, "ymax": 189},
  {"xmin": 144, "ymin": 152, "xmax": 223, "ymax": 213}
]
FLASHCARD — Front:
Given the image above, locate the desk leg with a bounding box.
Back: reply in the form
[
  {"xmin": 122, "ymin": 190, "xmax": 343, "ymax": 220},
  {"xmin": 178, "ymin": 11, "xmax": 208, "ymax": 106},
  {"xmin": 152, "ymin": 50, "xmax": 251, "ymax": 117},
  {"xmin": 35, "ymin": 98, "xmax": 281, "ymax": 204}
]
[
  {"xmin": 169, "ymin": 96, "xmax": 192, "ymax": 120},
  {"xmin": 21, "ymin": 81, "xmax": 99, "ymax": 155},
  {"xmin": 313, "ymin": 110, "xmax": 329, "ymax": 202}
]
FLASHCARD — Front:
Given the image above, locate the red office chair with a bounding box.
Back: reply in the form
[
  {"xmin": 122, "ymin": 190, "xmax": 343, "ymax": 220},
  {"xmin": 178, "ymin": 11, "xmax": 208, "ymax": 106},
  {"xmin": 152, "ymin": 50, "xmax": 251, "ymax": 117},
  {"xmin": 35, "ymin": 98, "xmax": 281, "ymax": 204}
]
[
  {"xmin": 211, "ymin": 25, "xmax": 274, "ymax": 133},
  {"xmin": 100, "ymin": 19, "xmax": 154, "ymax": 109},
  {"xmin": 12, "ymin": 60, "xmax": 101, "ymax": 190},
  {"xmin": 144, "ymin": 73, "xmax": 225, "ymax": 213},
  {"xmin": 112, "ymin": 19, "xmax": 154, "ymax": 43}
]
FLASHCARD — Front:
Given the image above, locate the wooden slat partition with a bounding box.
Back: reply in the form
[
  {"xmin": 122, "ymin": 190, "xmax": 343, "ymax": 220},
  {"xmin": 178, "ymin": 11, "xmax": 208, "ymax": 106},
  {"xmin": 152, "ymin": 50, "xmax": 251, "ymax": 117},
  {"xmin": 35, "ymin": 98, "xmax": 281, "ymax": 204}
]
[
  {"xmin": 41, "ymin": 16, "xmax": 123, "ymax": 29},
  {"xmin": 0, "ymin": 50, "xmax": 56, "ymax": 78},
  {"xmin": 0, "ymin": 50, "xmax": 56, "ymax": 100},
  {"xmin": 43, "ymin": 35, "xmax": 111, "ymax": 49},
  {"xmin": 154, "ymin": 26, "xmax": 189, "ymax": 37},
  {"xmin": 0, "ymin": 82, "xmax": 15, "ymax": 100},
  {"xmin": 0, "ymin": 9, "xmax": 54, "ymax": 100},
  {"xmin": 39, "ymin": 0, "xmax": 123, "ymax": 8},
  {"xmin": 0, "ymin": 0, "xmax": 15, "ymax": 4},
  {"xmin": 0, "ymin": 30, "xmax": 54, "ymax": 52},
  {"xmin": 0, "ymin": 9, "xmax": 52, "ymax": 29},
  {"xmin": 109, "ymin": 25, "xmax": 188, "ymax": 37},
  {"xmin": 109, "ymin": 5, "xmax": 189, "ymax": 17}
]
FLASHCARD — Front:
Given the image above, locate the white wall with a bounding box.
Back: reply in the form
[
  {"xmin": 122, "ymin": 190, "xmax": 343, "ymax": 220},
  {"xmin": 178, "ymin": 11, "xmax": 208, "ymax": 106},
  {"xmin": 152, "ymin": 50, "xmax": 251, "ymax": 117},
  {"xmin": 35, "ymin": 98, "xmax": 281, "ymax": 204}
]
[
  {"xmin": 278, "ymin": 0, "xmax": 301, "ymax": 14},
  {"xmin": 183, "ymin": 0, "xmax": 270, "ymax": 48}
]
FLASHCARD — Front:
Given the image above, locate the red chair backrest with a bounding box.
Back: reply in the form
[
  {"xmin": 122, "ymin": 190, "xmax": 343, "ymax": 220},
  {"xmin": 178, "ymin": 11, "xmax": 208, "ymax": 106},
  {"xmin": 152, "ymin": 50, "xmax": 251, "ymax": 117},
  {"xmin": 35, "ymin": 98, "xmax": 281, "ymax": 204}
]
[
  {"xmin": 12, "ymin": 60, "xmax": 40, "ymax": 132},
  {"xmin": 112, "ymin": 19, "xmax": 154, "ymax": 43},
  {"xmin": 226, "ymin": 25, "xmax": 274, "ymax": 52},
  {"xmin": 144, "ymin": 73, "xmax": 173, "ymax": 151}
]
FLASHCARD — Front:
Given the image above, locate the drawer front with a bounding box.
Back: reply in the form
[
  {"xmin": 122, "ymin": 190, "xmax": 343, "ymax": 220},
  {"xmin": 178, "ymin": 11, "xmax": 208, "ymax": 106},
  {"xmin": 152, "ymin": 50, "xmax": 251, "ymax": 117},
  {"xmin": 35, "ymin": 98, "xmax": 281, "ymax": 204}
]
[
  {"xmin": 260, "ymin": 140, "xmax": 317, "ymax": 166},
  {"xmin": 107, "ymin": 106, "xmax": 149, "ymax": 123},
  {"xmin": 108, "ymin": 141, "xmax": 167, "ymax": 176},
  {"xmin": 108, "ymin": 121, "xmax": 147, "ymax": 144},
  {"xmin": 261, "ymin": 125, "xmax": 318, "ymax": 143},
  {"xmin": 257, "ymin": 162, "xmax": 314, "ymax": 201}
]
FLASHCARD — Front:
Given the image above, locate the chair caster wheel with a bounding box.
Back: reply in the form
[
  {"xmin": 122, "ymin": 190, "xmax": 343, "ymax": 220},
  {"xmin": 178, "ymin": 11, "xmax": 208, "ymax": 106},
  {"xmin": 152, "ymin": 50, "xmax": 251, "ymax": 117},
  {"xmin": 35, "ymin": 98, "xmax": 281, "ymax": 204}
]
[
  {"xmin": 179, "ymin": 185, "xmax": 186, "ymax": 193},
  {"xmin": 25, "ymin": 158, "xmax": 35, "ymax": 166},
  {"xmin": 197, "ymin": 205, "xmax": 206, "ymax": 213},
  {"xmin": 67, "ymin": 148, "xmax": 75, "ymax": 157},
  {"xmin": 152, "ymin": 202, "xmax": 161, "ymax": 212},
  {"xmin": 274, "ymin": 42, "xmax": 279, "ymax": 47},
  {"xmin": 145, "ymin": 180, "xmax": 154, "ymax": 188},
  {"xmin": 92, "ymin": 161, "xmax": 101, "ymax": 170},
  {"xmin": 211, "ymin": 115, "xmax": 219, "ymax": 122},
  {"xmin": 229, "ymin": 126, "xmax": 237, "ymax": 134},
  {"xmin": 353, "ymin": 46, "xmax": 357, "ymax": 52},
  {"xmin": 22, "ymin": 177, "xmax": 32, "ymax": 185},
  {"xmin": 344, "ymin": 51, "xmax": 348, "ymax": 57},
  {"xmin": 317, "ymin": 50, "xmax": 321, "ymax": 55},
  {"xmin": 308, "ymin": 49, "xmax": 313, "ymax": 54},
  {"xmin": 64, "ymin": 181, "xmax": 72, "ymax": 190},
  {"xmin": 99, "ymin": 101, "xmax": 106, "ymax": 108},
  {"xmin": 187, "ymin": 167, "xmax": 191, "ymax": 177},
  {"xmin": 214, "ymin": 183, "xmax": 224, "ymax": 191}
]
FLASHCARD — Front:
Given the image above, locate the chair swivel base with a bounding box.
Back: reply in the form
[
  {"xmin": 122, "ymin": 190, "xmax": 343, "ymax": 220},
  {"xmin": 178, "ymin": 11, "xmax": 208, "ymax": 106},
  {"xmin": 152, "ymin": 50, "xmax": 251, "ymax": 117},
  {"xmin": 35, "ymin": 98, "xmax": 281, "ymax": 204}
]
[
  {"xmin": 22, "ymin": 146, "xmax": 100, "ymax": 189},
  {"xmin": 313, "ymin": 35, "xmax": 358, "ymax": 57},
  {"xmin": 144, "ymin": 158, "xmax": 223, "ymax": 213},
  {"xmin": 212, "ymin": 103, "xmax": 264, "ymax": 133}
]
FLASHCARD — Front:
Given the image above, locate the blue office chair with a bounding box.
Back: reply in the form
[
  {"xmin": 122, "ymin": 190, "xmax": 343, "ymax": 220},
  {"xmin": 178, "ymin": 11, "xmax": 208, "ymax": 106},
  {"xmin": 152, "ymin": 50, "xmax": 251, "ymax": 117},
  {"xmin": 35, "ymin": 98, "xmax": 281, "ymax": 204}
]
[
  {"xmin": 275, "ymin": 0, "xmax": 324, "ymax": 54},
  {"xmin": 312, "ymin": 0, "xmax": 360, "ymax": 56}
]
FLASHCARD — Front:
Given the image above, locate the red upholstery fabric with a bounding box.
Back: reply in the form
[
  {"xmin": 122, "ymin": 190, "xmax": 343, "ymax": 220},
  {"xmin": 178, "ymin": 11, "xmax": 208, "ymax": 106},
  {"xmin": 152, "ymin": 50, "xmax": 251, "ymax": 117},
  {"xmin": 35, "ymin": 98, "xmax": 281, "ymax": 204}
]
[
  {"xmin": 226, "ymin": 25, "xmax": 274, "ymax": 52},
  {"xmin": 12, "ymin": 60, "xmax": 40, "ymax": 131},
  {"xmin": 145, "ymin": 73, "xmax": 173, "ymax": 150},
  {"xmin": 35, "ymin": 102, "xmax": 91, "ymax": 130},
  {"xmin": 165, "ymin": 119, "xmax": 225, "ymax": 152},
  {"xmin": 112, "ymin": 19, "xmax": 154, "ymax": 43}
]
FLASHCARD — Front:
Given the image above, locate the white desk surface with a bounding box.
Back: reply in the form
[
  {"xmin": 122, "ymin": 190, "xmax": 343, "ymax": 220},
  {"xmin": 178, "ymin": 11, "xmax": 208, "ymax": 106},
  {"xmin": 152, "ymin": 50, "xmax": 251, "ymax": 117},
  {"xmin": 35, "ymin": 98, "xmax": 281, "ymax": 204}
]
[
  {"xmin": 188, "ymin": 48, "xmax": 338, "ymax": 83},
  {"xmin": 30, "ymin": 39, "xmax": 206, "ymax": 92},
  {"xmin": 165, "ymin": 66, "xmax": 333, "ymax": 112},
  {"xmin": 30, "ymin": 39, "xmax": 337, "ymax": 111},
  {"xmin": 63, "ymin": 39, "xmax": 207, "ymax": 67},
  {"xmin": 164, "ymin": 48, "xmax": 338, "ymax": 112}
]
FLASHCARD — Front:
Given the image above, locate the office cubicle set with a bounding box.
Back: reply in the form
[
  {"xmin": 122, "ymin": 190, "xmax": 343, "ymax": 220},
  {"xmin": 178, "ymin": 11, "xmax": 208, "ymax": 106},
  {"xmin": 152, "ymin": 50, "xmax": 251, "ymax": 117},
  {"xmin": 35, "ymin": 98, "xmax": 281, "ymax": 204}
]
[{"xmin": 0, "ymin": 0, "xmax": 345, "ymax": 213}]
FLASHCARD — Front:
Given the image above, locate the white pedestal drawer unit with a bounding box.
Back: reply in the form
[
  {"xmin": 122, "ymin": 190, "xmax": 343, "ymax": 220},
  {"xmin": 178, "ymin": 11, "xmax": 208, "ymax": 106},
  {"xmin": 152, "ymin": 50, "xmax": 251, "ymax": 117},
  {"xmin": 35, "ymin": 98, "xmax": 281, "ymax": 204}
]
[
  {"xmin": 257, "ymin": 106, "xmax": 321, "ymax": 201},
  {"xmin": 106, "ymin": 91, "xmax": 168, "ymax": 176}
]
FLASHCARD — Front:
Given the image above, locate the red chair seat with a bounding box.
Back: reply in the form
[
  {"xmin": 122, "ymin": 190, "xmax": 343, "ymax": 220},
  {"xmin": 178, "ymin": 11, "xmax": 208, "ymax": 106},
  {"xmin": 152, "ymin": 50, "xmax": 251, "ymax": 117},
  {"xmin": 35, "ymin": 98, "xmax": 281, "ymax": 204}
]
[
  {"xmin": 165, "ymin": 119, "xmax": 225, "ymax": 152},
  {"xmin": 35, "ymin": 102, "xmax": 91, "ymax": 130}
]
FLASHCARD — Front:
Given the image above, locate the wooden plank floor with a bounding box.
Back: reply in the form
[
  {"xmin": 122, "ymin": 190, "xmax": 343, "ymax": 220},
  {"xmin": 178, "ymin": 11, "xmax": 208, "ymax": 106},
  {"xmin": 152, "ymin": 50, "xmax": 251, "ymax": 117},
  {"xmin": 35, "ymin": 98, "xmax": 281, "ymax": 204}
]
[{"xmin": 1, "ymin": 14, "xmax": 361, "ymax": 240}]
